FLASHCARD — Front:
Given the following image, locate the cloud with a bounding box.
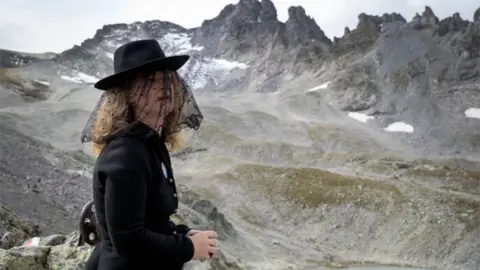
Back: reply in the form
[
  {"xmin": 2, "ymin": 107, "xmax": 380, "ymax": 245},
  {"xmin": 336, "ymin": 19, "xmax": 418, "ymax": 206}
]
[{"xmin": 0, "ymin": 0, "xmax": 477, "ymax": 53}]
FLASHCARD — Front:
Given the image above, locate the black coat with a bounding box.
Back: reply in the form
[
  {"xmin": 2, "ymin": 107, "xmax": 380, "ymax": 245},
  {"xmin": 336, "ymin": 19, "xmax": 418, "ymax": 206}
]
[{"xmin": 85, "ymin": 122, "xmax": 194, "ymax": 270}]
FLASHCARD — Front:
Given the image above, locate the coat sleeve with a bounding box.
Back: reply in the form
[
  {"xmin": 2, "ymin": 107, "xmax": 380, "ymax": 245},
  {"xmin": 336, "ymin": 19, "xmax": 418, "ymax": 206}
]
[
  {"xmin": 175, "ymin": 224, "xmax": 191, "ymax": 235},
  {"xmin": 100, "ymin": 137, "xmax": 194, "ymax": 262}
]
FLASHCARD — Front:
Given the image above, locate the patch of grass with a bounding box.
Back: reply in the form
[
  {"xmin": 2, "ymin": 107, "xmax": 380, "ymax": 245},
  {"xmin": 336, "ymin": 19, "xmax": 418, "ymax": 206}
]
[
  {"xmin": 408, "ymin": 166, "xmax": 480, "ymax": 194},
  {"xmin": 307, "ymin": 124, "xmax": 389, "ymax": 157},
  {"xmin": 307, "ymin": 123, "xmax": 353, "ymax": 143},
  {"xmin": 169, "ymin": 214, "xmax": 183, "ymax": 225},
  {"xmin": 362, "ymin": 156, "xmax": 480, "ymax": 195},
  {"xmin": 0, "ymin": 68, "xmax": 24, "ymax": 87},
  {"xmin": 0, "ymin": 68, "xmax": 50, "ymax": 100},
  {"xmin": 467, "ymin": 170, "xmax": 480, "ymax": 182},
  {"xmin": 220, "ymin": 163, "xmax": 405, "ymax": 212},
  {"xmin": 319, "ymin": 152, "xmax": 359, "ymax": 164}
]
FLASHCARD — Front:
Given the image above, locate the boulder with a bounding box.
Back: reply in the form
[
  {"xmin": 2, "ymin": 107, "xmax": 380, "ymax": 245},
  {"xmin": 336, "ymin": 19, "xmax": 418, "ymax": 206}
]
[
  {"xmin": 0, "ymin": 188, "xmax": 243, "ymax": 269},
  {"xmin": 0, "ymin": 206, "xmax": 40, "ymax": 249},
  {"xmin": 0, "ymin": 230, "xmax": 242, "ymax": 270}
]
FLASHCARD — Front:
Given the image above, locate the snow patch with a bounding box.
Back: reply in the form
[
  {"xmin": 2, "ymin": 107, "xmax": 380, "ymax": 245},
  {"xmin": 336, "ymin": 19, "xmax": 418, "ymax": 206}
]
[
  {"xmin": 61, "ymin": 71, "xmax": 99, "ymax": 84},
  {"xmin": 105, "ymin": 40, "xmax": 120, "ymax": 49},
  {"xmin": 384, "ymin": 122, "xmax": 414, "ymax": 133},
  {"xmin": 103, "ymin": 29, "xmax": 128, "ymax": 38},
  {"xmin": 184, "ymin": 57, "xmax": 250, "ymax": 89},
  {"xmin": 105, "ymin": 52, "xmax": 114, "ymax": 59},
  {"xmin": 34, "ymin": 80, "xmax": 50, "ymax": 85},
  {"xmin": 9, "ymin": 54, "xmax": 28, "ymax": 66},
  {"xmin": 160, "ymin": 33, "xmax": 204, "ymax": 54},
  {"xmin": 348, "ymin": 112, "xmax": 374, "ymax": 123},
  {"xmin": 209, "ymin": 58, "xmax": 249, "ymax": 70},
  {"xmin": 465, "ymin": 108, "xmax": 480, "ymax": 119},
  {"xmin": 22, "ymin": 237, "xmax": 40, "ymax": 247},
  {"xmin": 307, "ymin": 81, "xmax": 330, "ymax": 92}
]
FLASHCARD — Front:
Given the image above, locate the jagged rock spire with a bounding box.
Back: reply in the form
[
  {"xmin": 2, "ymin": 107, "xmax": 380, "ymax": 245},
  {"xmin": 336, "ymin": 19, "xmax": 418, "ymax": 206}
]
[
  {"xmin": 285, "ymin": 6, "xmax": 332, "ymax": 45},
  {"xmin": 436, "ymin": 12, "xmax": 469, "ymax": 36},
  {"xmin": 259, "ymin": 0, "xmax": 277, "ymax": 22},
  {"xmin": 193, "ymin": 0, "xmax": 332, "ymax": 59},
  {"xmin": 203, "ymin": 0, "xmax": 278, "ymax": 24},
  {"xmin": 420, "ymin": 6, "xmax": 439, "ymax": 27},
  {"xmin": 474, "ymin": 7, "xmax": 480, "ymax": 22}
]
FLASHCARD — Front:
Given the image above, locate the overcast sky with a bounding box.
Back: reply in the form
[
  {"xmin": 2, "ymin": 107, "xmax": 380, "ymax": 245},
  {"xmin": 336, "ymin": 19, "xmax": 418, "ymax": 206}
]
[{"xmin": 0, "ymin": 0, "xmax": 478, "ymax": 53}]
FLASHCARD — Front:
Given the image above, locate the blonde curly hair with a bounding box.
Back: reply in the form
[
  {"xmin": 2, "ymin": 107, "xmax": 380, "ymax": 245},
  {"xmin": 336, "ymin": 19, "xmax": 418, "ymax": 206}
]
[{"xmin": 91, "ymin": 71, "xmax": 184, "ymax": 155}]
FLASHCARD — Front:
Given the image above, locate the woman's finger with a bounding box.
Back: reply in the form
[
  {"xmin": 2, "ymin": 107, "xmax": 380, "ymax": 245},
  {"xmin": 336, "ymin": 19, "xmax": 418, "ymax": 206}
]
[
  {"xmin": 207, "ymin": 246, "xmax": 216, "ymax": 255},
  {"xmin": 208, "ymin": 238, "xmax": 217, "ymax": 247},
  {"xmin": 204, "ymin": 230, "xmax": 218, "ymax": 239}
]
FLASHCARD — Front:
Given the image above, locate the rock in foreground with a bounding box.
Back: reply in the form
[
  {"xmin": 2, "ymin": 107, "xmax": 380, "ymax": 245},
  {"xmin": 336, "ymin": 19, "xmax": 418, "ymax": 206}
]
[
  {"xmin": 0, "ymin": 229, "xmax": 241, "ymax": 270},
  {"xmin": 0, "ymin": 186, "xmax": 243, "ymax": 270},
  {"xmin": 0, "ymin": 231, "xmax": 90, "ymax": 270}
]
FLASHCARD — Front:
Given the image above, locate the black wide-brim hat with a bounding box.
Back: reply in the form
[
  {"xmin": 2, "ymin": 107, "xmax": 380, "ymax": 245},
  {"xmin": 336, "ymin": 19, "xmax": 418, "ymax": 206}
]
[{"xmin": 94, "ymin": 39, "xmax": 189, "ymax": 90}]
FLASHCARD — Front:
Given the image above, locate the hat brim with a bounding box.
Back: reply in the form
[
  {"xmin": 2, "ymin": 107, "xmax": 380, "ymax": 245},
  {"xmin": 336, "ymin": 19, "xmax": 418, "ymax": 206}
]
[{"xmin": 94, "ymin": 55, "xmax": 190, "ymax": 90}]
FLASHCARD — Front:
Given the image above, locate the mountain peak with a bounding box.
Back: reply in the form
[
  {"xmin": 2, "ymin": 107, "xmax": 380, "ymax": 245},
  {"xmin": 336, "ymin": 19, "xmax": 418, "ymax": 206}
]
[
  {"xmin": 259, "ymin": 0, "xmax": 278, "ymax": 22},
  {"xmin": 192, "ymin": 0, "xmax": 331, "ymax": 62},
  {"xmin": 412, "ymin": 6, "xmax": 440, "ymax": 29},
  {"xmin": 422, "ymin": 5, "xmax": 439, "ymax": 25},
  {"xmin": 435, "ymin": 12, "xmax": 469, "ymax": 36},
  {"xmin": 201, "ymin": 0, "xmax": 277, "ymax": 26},
  {"xmin": 287, "ymin": 5, "xmax": 306, "ymax": 18},
  {"xmin": 285, "ymin": 6, "xmax": 332, "ymax": 46},
  {"xmin": 331, "ymin": 12, "xmax": 406, "ymax": 55}
]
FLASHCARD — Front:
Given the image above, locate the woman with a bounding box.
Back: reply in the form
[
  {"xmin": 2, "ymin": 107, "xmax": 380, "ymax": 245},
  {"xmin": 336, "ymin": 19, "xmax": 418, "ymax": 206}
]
[{"xmin": 81, "ymin": 39, "xmax": 217, "ymax": 270}]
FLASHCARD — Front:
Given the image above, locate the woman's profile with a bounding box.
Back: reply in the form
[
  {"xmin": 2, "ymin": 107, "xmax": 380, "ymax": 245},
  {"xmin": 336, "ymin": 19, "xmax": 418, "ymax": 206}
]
[{"xmin": 81, "ymin": 39, "xmax": 217, "ymax": 270}]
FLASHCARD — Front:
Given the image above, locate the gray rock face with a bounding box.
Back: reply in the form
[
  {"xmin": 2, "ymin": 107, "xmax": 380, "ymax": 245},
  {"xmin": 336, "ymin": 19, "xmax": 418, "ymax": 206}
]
[
  {"xmin": 176, "ymin": 185, "xmax": 237, "ymax": 241},
  {"xmin": 332, "ymin": 12, "xmax": 406, "ymax": 55},
  {"xmin": 0, "ymin": 49, "xmax": 56, "ymax": 68},
  {"xmin": 0, "ymin": 49, "xmax": 37, "ymax": 68},
  {"xmin": 460, "ymin": 20, "xmax": 480, "ymax": 58},
  {"xmin": 381, "ymin": 12, "xmax": 406, "ymax": 23},
  {"xmin": 0, "ymin": 113, "xmax": 88, "ymax": 234},
  {"xmin": 436, "ymin": 12, "xmax": 469, "ymax": 37},
  {"xmin": 191, "ymin": 0, "xmax": 331, "ymax": 63},
  {"xmin": 322, "ymin": 6, "xmax": 480, "ymax": 157}
]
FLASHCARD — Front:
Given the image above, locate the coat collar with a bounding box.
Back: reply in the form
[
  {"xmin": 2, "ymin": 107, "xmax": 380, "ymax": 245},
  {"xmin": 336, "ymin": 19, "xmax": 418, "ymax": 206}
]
[{"xmin": 103, "ymin": 121, "xmax": 166, "ymax": 143}]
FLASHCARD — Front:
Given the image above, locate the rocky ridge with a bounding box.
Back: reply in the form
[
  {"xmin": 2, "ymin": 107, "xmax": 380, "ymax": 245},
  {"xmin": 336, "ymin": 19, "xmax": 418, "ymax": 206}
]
[{"xmin": 0, "ymin": 49, "xmax": 56, "ymax": 68}]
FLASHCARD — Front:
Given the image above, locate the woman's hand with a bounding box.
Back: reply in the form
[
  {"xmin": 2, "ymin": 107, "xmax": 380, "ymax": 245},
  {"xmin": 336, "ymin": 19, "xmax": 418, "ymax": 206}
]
[
  {"xmin": 202, "ymin": 231, "xmax": 218, "ymax": 258},
  {"xmin": 188, "ymin": 232, "xmax": 217, "ymax": 261},
  {"xmin": 187, "ymin": 230, "xmax": 217, "ymax": 257},
  {"xmin": 187, "ymin": 230, "xmax": 217, "ymax": 238},
  {"xmin": 186, "ymin": 229, "xmax": 201, "ymax": 236}
]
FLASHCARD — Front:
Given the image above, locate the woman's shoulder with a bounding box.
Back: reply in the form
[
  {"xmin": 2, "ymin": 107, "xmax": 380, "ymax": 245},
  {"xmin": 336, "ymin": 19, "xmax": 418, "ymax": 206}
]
[{"xmin": 95, "ymin": 136, "xmax": 150, "ymax": 171}]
